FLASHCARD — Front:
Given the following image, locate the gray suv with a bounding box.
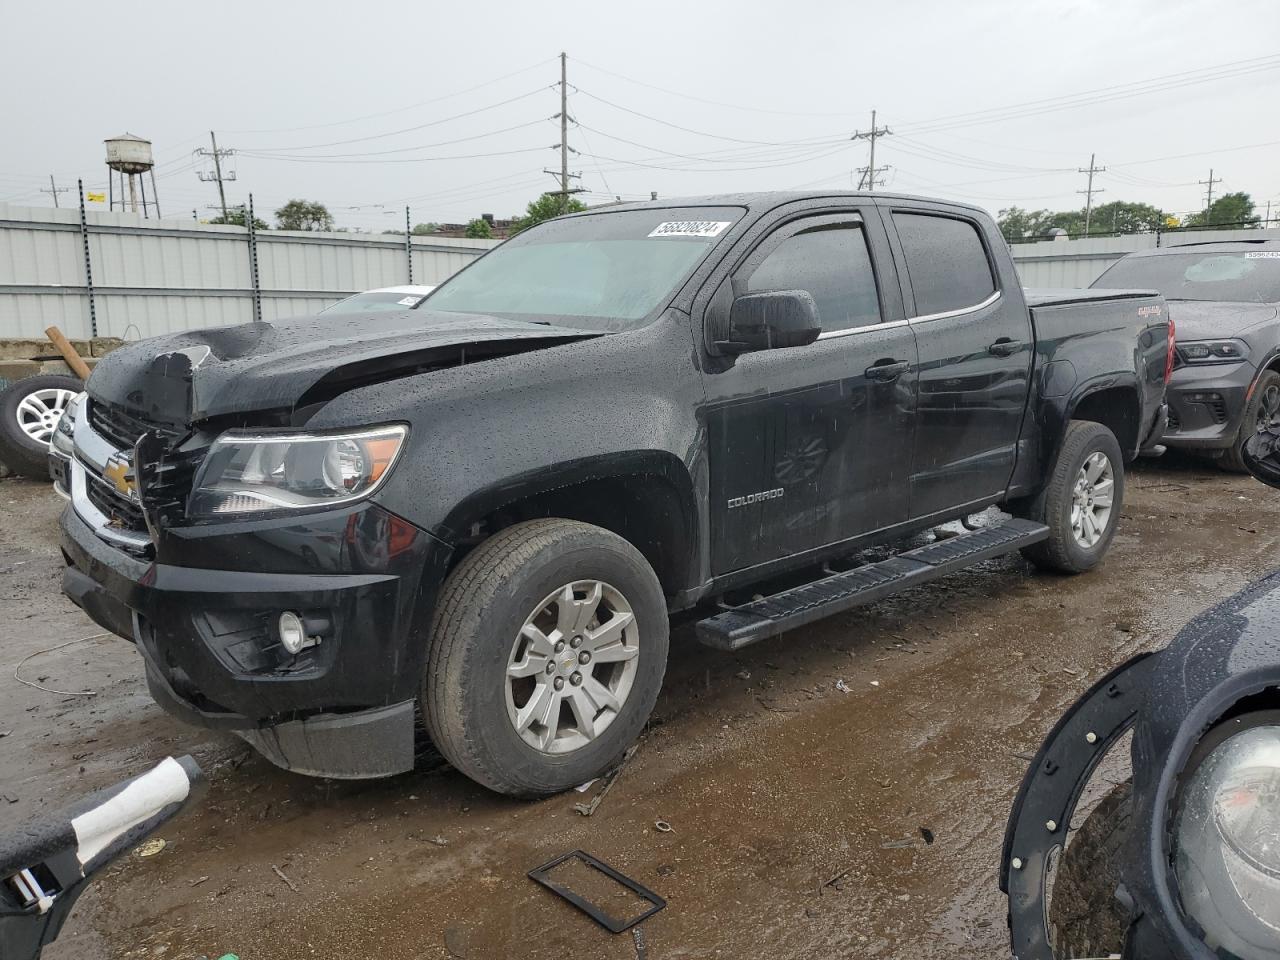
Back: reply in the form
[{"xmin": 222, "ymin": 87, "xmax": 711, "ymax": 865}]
[{"xmin": 1091, "ymin": 239, "xmax": 1280, "ymax": 470}]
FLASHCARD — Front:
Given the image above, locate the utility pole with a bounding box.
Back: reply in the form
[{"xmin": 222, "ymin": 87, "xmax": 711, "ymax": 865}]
[
  {"xmin": 40, "ymin": 175, "xmax": 69, "ymax": 208},
  {"xmin": 1077, "ymin": 153, "xmax": 1106, "ymax": 236},
  {"xmin": 195, "ymin": 131, "xmax": 236, "ymax": 221},
  {"xmin": 851, "ymin": 110, "xmax": 892, "ymax": 191},
  {"xmin": 543, "ymin": 52, "xmax": 583, "ymax": 213},
  {"xmin": 1199, "ymin": 168, "xmax": 1222, "ymax": 213}
]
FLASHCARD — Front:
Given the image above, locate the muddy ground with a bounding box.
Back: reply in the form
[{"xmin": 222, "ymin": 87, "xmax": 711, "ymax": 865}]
[{"xmin": 2, "ymin": 456, "xmax": 1278, "ymax": 960}]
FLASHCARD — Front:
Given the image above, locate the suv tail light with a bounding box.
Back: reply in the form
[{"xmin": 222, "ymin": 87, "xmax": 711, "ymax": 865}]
[{"xmin": 1164, "ymin": 316, "xmax": 1176, "ymax": 383}]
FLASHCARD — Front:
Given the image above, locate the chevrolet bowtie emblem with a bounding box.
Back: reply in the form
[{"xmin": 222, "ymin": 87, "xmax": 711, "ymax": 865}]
[{"xmin": 103, "ymin": 453, "xmax": 137, "ymax": 500}]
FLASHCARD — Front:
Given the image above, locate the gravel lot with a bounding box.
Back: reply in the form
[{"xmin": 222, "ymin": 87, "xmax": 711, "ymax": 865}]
[{"xmin": 2, "ymin": 455, "xmax": 1278, "ymax": 960}]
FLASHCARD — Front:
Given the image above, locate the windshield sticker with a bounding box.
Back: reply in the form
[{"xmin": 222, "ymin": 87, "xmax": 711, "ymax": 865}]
[
  {"xmin": 648, "ymin": 220, "xmax": 732, "ymax": 239},
  {"xmin": 1244, "ymin": 252, "xmax": 1280, "ymax": 259},
  {"xmin": 397, "ymin": 296, "xmax": 420, "ymax": 305}
]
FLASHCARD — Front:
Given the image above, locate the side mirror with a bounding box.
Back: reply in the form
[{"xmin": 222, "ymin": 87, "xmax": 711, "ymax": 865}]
[{"xmin": 719, "ymin": 290, "xmax": 821, "ymax": 353}]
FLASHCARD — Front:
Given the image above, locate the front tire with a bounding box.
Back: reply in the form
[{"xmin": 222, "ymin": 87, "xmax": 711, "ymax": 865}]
[
  {"xmin": 1221, "ymin": 370, "xmax": 1280, "ymax": 473},
  {"xmin": 1016, "ymin": 420, "xmax": 1125, "ymax": 573},
  {"xmin": 423, "ymin": 519, "xmax": 669, "ymax": 796}
]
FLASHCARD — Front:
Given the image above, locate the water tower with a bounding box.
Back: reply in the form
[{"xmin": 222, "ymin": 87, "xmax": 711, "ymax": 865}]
[{"xmin": 105, "ymin": 133, "xmax": 161, "ymax": 218}]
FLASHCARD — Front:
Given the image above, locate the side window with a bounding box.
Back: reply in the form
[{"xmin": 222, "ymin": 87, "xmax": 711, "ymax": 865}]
[
  {"xmin": 893, "ymin": 213, "xmax": 996, "ymax": 317},
  {"xmin": 743, "ymin": 223, "xmax": 881, "ymax": 333}
]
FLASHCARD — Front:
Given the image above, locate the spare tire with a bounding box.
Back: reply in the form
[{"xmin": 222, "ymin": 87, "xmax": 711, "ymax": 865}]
[{"xmin": 0, "ymin": 374, "xmax": 82, "ymax": 480}]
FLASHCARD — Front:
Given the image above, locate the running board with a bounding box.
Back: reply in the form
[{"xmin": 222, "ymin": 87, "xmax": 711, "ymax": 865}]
[{"xmin": 696, "ymin": 518, "xmax": 1049, "ymax": 651}]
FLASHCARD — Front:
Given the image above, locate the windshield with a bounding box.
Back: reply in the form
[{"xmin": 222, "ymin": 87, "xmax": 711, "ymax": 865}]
[
  {"xmin": 320, "ymin": 290, "xmax": 431, "ymax": 314},
  {"xmin": 1091, "ymin": 249, "xmax": 1280, "ymax": 303},
  {"xmin": 421, "ymin": 206, "xmax": 743, "ymax": 331}
]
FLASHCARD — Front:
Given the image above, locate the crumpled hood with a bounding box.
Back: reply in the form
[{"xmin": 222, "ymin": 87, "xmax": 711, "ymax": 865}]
[
  {"xmin": 1168, "ymin": 299, "xmax": 1278, "ymax": 342},
  {"xmin": 87, "ymin": 309, "xmax": 601, "ymax": 426}
]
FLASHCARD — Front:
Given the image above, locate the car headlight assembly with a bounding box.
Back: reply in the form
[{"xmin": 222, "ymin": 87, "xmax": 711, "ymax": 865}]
[
  {"xmin": 1173, "ymin": 712, "xmax": 1280, "ymax": 960},
  {"xmin": 51, "ymin": 391, "xmax": 85, "ymax": 454},
  {"xmin": 1177, "ymin": 339, "xmax": 1250, "ymax": 364},
  {"xmin": 188, "ymin": 424, "xmax": 407, "ymax": 518}
]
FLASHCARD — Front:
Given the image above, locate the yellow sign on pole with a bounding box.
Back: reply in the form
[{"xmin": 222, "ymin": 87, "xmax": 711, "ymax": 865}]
[{"xmin": 86, "ymin": 192, "xmax": 105, "ymax": 203}]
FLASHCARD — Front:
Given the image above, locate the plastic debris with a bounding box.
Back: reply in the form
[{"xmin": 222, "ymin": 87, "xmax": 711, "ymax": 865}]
[
  {"xmin": 654, "ymin": 820, "xmax": 673, "ymax": 833},
  {"xmin": 135, "ymin": 838, "xmax": 166, "ymax": 857},
  {"xmin": 834, "ymin": 679, "xmax": 851, "ymax": 693}
]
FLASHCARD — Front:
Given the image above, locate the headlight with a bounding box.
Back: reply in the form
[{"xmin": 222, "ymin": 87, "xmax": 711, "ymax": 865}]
[
  {"xmin": 1173, "ymin": 715, "xmax": 1280, "ymax": 960},
  {"xmin": 188, "ymin": 424, "xmax": 407, "ymax": 518},
  {"xmin": 1177, "ymin": 339, "xmax": 1250, "ymax": 364},
  {"xmin": 51, "ymin": 391, "xmax": 85, "ymax": 454}
]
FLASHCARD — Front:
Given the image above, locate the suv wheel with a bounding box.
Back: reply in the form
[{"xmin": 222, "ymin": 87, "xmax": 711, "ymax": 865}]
[
  {"xmin": 0, "ymin": 374, "xmax": 82, "ymax": 480},
  {"xmin": 1221, "ymin": 370, "xmax": 1280, "ymax": 473},
  {"xmin": 1015, "ymin": 420, "xmax": 1125, "ymax": 573},
  {"xmin": 423, "ymin": 518, "xmax": 668, "ymax": 796}
]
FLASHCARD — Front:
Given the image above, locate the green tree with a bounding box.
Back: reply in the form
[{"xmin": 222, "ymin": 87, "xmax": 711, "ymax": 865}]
[
  {"xmin": 512, "ymin": 192, "xmax": 588, "ymax": 234},
  {"xmin": 1086, "ymin": 200, "xmax": 1165, "ymax": 234},
  {"xmin": 274, "ymin": 199, "xmax": 334, "ymax": 232},
  {"xmin": 1183, "ymin": 192, "xmax": 1260, "ymax": 229},
  {"xmin": 997, "ymin": 206, "xmax": 1054, "ymax": 241},
  {"xmin": 208, "ymin": 208, "xmax": 268, "ymax": 230},
  {"xmin": 464, "ymin": 217, "xmax": 493, "ymax": 239},
  {"xmin": 411, "ymin": 222, "xmax": 440, "ymax": 235}
]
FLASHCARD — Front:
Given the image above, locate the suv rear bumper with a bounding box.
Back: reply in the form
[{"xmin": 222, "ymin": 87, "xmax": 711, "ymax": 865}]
[{"xmin": 59, "ymin": 501, "xmax": 451, "ymax": 778}]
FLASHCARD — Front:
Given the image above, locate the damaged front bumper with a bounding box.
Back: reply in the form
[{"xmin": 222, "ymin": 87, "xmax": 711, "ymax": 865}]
[{"xmin": 59, "ymin": 497, "xmax": 451, "ymax": 779}]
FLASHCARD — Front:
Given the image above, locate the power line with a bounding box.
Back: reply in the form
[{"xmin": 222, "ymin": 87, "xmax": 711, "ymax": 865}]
[
  {"xmin": 1077, "ymin": 153, "xmax": 1107, "ymax": 236},
  {"xmin": 224, "ymin": 58, "xmax": 557, "ymax": 135},
  {"xmin": 195, "ymin": 131, "xmax": 236, "ymax": 220},
  {"xmin": 39, "ymin": 175, "xmax": 69, "ymax": 208},
  {"xmin": 851, "ymin": 110, "xmax": 892, "ymax": 190},
  {"xmin": 1200, "ymin": 168, "xmax": 1223, "ymax": 210},
  {"xmin": 242, "ymin": 87, "xmax": 552, "ymax": 152}
]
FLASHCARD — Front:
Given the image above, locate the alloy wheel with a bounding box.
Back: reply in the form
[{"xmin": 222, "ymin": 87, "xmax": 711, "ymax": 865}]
[
  {"xmin": 1070, "ymin": 451, "xmax": 1115, "ymax": 549},
  {"xmin": 504, "ymin": 579, "xmax": 641, "ymax": 754},
  {"xmin": 15, "ymin": 388, "xmax": 76, "ymax": 445}
]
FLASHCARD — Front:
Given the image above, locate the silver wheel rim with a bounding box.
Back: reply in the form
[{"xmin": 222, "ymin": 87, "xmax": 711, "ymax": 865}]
[
  {"xmin": 504, "ymin": 579, "xmax": 640, "ymax": 754},
  {"xmin": 1071, "ymin": 451, "xmax": 1115, "ymax": 549},
  {"xmin": 15, "ymin": 388, "xmax": 76, "ymax": 445}
]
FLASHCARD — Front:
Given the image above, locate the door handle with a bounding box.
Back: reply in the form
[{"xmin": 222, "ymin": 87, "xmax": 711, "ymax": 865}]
[
  {"xmin": 988, "ymin": 338, "xmax": 1024, "ymax": 357},
  {"xmin": 865, "ymin": 359, "xmax": 910, "ymax": 382}
]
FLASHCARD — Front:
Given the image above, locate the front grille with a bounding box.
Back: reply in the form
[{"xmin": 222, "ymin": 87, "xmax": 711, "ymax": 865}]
[
  {"xmin": 84, "ymin": 473, "xmax": 148, "ymax": 532},
  {"xmin": 1167, "ymin": 408, "xmax": 1181, "ymax": 431},
  {"xmin": 89, "ymin": 400, "xmax": 152, "ymax": 450},
  {"xmin": 1208, "ymin": 397, "xmax": 1229, "ymax": 424}
]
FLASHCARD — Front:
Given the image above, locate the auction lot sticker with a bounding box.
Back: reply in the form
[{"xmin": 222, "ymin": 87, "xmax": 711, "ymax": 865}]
[{"xmin": 648, "ymin": 221, "xmax": 732, "ymax": 238}]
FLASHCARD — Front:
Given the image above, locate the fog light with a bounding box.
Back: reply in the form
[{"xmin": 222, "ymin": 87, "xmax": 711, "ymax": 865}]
[
  {"xmin": 1184, "ymin": 392, "xmax": 1223, "ymax": 404},
  {"xmin": 277, "ymin": 611, "xmax": 316, "ymax": 655}
]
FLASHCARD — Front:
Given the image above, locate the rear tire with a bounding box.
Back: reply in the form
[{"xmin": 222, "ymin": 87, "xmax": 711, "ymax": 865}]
[
  {"xmin": 1048, "ymin": 780, "xmax": 1133, "ymax": 958},
  {"xmin": 1220, "ymin": 370, "xmax": 1280, "ymax": 473},
  {"xmin": 0, "ymin": 374, "xmax": 82, "ymax": 480},
  {"xmin": 1015, "ymin": 420, "xmax": 1125, "ymax": 573},
  {"xmin": 422, "ymin": 518, "xmax": 668, "ymax": 796}
]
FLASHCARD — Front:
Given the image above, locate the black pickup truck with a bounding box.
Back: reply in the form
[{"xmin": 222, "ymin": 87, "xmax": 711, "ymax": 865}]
[{"xmin": 51, "ymin": 192, "xmax": 1171, "ymax": 794}]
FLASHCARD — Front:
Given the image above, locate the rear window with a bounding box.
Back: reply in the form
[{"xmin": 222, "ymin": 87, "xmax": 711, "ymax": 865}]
[
  {"xmin": 1091, "ymin": 250, "xmax": 1280, "ymax": 303},
  {"xmin": 893, "ymin": 213, "xmax": 997, "ymax": 317}
]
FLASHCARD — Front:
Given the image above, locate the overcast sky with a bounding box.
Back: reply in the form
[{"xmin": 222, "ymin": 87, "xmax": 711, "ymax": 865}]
[{"xmin": 4, "ymin": 0, "xmax": 1279, "ymax": 231}]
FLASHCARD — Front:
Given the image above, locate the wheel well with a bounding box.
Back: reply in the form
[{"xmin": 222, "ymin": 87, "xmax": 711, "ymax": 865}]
[
  {"xmin": 454, "ymin": 475, "xmax": 695, "ymax": 597},
  {"xmin": 1071, "ymin": 387, "xmax": 1140, "ymax": 458}
]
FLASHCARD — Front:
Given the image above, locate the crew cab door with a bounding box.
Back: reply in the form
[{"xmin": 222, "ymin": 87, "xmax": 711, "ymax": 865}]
[
  {"xmin": 700, "ymin": 209, "xmax": 918, "ymax": 575},
  {"xmin": 886, "ymin": 207, "xmax": 1033, "ymax": 518}
]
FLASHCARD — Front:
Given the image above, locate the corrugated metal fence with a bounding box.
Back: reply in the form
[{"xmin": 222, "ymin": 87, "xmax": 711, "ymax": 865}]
[
  {"xmin": 0, "ymin": 203, "xmax": 499, "ymax": 340},
  {"xmin": 1010, "ymin": 226, "xmax": 1280, "ymax": 288},
  {"xmin": 4, "ymin": 202, "xmax": 1278, "ymax": 338}
]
